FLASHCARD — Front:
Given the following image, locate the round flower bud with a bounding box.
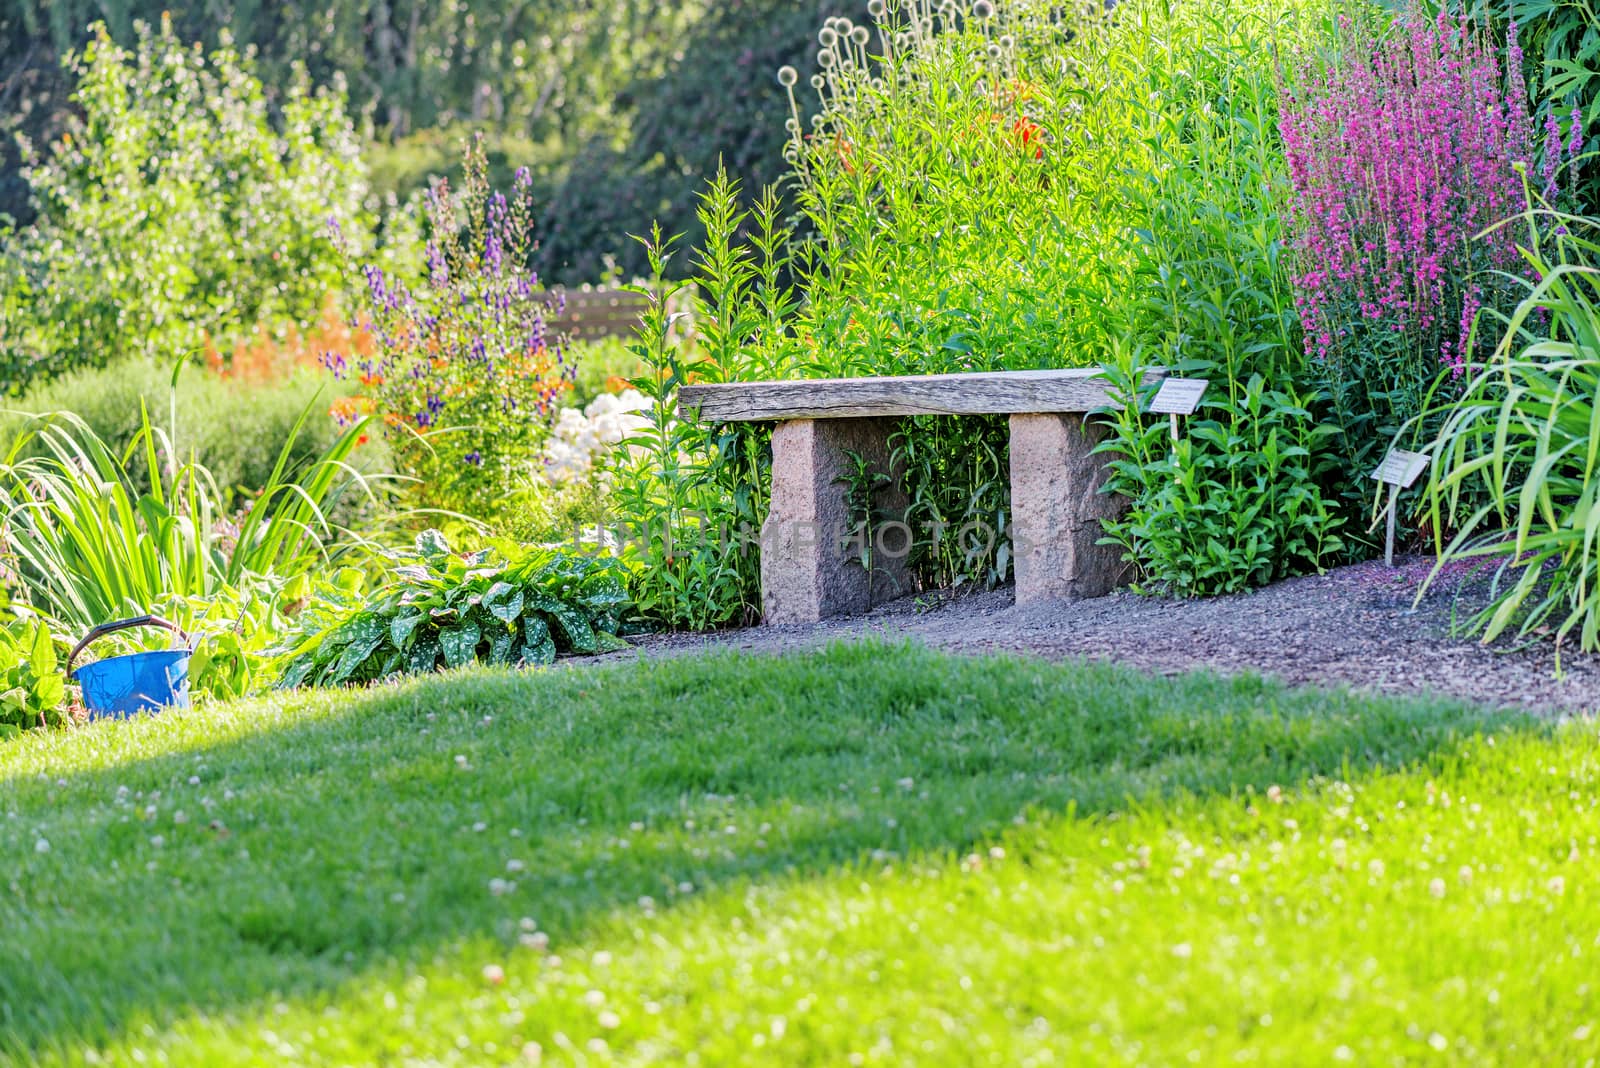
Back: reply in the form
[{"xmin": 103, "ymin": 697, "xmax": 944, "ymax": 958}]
[
  {"xmin": 819, "ymin": 26, "xmax": 839, "ymax": 46},
  {"xmin": 811, "ymin": 73, "xmax": 827, "ymax": 89},
  {"xmin": 868, "ymin": 0, "xmax": 887, "ymax": 16},
  {"xmin": 777, "ymin": 65, "xmax": 799, "ymax": 87},
  {"xmin": 818, "ymin": 49, "xmax": 838, "ymax": 68},
  {"xmin": 851, "ymin": 26, "xmax": 871, "ymax": 45},
  {"xmin": 973, "ymin": 0, "xmax": 996, "ymax": 18}
]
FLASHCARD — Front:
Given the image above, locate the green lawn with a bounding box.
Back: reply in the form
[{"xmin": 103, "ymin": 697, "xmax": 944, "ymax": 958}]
[{"xmin": 2, "ymin": 642, "xmax": 1596, "ymax": 1066}]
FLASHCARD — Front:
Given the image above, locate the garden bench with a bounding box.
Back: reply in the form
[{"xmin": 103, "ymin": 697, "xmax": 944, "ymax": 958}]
[
  {"xmin": 550, "ymin": 285, "xmax": 693, "ymax": 342},
  {"xmin": 679, "ymin": 367, "xmax": 1164, "ymax": 624}
]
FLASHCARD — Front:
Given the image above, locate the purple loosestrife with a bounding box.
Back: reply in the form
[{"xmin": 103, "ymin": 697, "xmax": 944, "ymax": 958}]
[{"xmin": 1281, "ymin": 10, "xmax": 1562, "ymax": 393}]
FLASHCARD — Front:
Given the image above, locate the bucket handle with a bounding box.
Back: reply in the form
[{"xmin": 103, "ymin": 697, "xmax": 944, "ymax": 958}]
[{"xmin": 67, "ymin": 616, "xmax": 192, "ymax": 678}]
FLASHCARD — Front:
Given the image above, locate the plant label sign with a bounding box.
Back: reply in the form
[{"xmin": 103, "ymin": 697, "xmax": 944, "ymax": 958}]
[
  {"xmin": 1371, "ymin": 448, "xmax": 1430, "ymax": 568},
  {"xmin": 1371, "ymin": 449, "xmax": 1430, "ymax": 489},
  {"xmin": 1148, "ymin": 377, "xmax": 1209, "ymax": 415}
]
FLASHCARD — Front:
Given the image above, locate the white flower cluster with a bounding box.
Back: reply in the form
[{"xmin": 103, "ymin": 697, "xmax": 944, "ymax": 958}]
[{"xmin": 542, "ymin": 389, "xmax": 652, "ymax": 484}]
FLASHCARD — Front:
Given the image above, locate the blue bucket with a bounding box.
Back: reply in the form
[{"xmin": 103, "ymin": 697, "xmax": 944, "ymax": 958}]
[{"xmin": 68, "ymin": 616, "xmax": 192, "ymax": 720}]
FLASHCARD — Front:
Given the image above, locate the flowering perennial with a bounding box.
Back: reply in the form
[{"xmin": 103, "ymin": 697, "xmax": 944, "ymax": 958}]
[
  {"xmin": 327, "ymin": 140, "xmax": 574, "ymax": 512},
  {"xmin": 543, "ymin": 390, "xmax": 653, "ymax": 485},
  {"xmin": 1280, "ymin": 13, "xmax": 1579, "ymax": 381}
]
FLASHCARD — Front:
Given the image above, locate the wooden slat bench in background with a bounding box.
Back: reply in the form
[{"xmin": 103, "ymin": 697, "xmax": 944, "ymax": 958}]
[
  {"xmin": 550, "ymin": 285, "xmax": 694, "ymax": 343},
  {"xmin": 679, "ymin": 367, "xmax": 1164, "ymax": 624}
]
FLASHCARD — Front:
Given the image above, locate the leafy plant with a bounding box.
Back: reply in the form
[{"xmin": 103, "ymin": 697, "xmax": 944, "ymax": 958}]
[
  {"xmin": 1098, "ymin": 347, "xmax": 1345, "ymax": 596},
  {"xmin": 608, "ymin": 175, "xmax": 791, "ymax": 629},
  {"xmin": 0, "ymin": 619, "xmax": 68, "ymax": 735},
  {"xmin": 0, "ymin": 372, "xmax": 379, "ymax": 636},
  {"xmin": 1097, "ymin": 0, "xmax": 1348, "ymax": 584},
  {"xmin": 333, "ymin": 137, "xmax": 574, "ymax": 518},
  {"xmin": 1280, "ymin": 9, "xmax": 1574, "ymax": 515},
  {"xmin": 1420, "ymin": 209, "xmax": 1600, "ymax": 654},
  {"xmin": 275, "ymin": 530, "xmax": 633, "ymax": 688},
  {"xmin": 1, "ymin": 15, "xmax": 377, "ymax": 392},
  {"xmin": 156, "ymin": 583, "xmax": 291, "ymax": 703}
]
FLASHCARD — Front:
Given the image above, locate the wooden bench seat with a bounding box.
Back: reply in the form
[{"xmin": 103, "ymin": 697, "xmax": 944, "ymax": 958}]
[{"xmin": 679, "ymin": 367, "xmax": 1162, "ymax": 624}]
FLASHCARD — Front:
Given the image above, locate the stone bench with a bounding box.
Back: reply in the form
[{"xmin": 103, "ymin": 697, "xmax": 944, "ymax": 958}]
[{"xmin": 678, "ymin": 367, "xmax": 1162, "ymax": 624}]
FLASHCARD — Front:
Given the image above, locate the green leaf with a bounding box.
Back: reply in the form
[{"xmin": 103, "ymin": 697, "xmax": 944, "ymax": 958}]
[
  {"xmin": 482, "ymin": 582, "xmax": 525, "ymax": 624},
  {"xmin": 440, "ymin": 622, "xmax": 481, "ymax": 668},
  {"xmin": 276, "ymin": 656, "xmax": 318, "ymax": 691},
  {"xmin": 390, "ymin": 612, "xmax": 426, "ymax": 649},
  {"xmin": 407, "ymin": 636, "xmax": 442, "ymax": 675},
  {"xmin": 28, "ymin": 624, "xmax": 56, "ymax": 678},
  {"xmin": 532, "ymin": 595, "xmax": 599, "ymax": 654},
  {"xmin": 519, "ymin": 620, "xmax": 557, "ymax": 667},
  {"xmin": 32, "ymin": 673, "xmax": 66, "ymax": 710},
  {"xmin": 330, "ymin": 627, "xmax": 387, "ymax": 685},
  {"xmin": 415, "ymin": 529, "xmax": 452, "ymax": 562}
]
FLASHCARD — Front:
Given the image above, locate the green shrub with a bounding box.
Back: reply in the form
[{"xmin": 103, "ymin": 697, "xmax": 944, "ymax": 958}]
[
  {"xmin": 3, "ymin": 359, "xmax": 379, "ymax": 502},
  {"xmin": 1421, "ymin": 210, "xmax": 1600, "ymax": 654},
  {"xmin": 0, "ymin": 15, "xmax": 375, "ymax": 392},
  {"xmin": 274, "ymin": 530, "xmax": 633, "ymax": 687},
  {"xmin": 1099, "ymin": 350, "xmax": 1345, "ymax": 596},
  {"xmin": 0, "ymin": 619, "xmax": 68, "ymax": 735},
  {"xmin": 0, "ymin": 393, "xmax": 378, "ymax": 636},
  {"xmin": 1093, "ymin": 0, "xmax": 1349, "ymax": 591}
]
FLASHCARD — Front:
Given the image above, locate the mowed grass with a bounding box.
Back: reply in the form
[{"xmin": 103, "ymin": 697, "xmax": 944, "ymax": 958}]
[{"xmin": 1, "ymin": 642, "xmax": 1598, "ymax": 1066}]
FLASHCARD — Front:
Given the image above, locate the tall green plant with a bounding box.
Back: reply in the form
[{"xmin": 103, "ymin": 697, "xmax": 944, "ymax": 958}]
[
  {"xmin": 0, "ymin": 620, "xmax": 67, "ymax": 735},
  {"xmin": 1096, "ymin": 0, "xmax": 1348, "ymax": 590},
  {"xmin": 1, "ymin": 15, "xmax": 375, "ymax": 392},
  {"xmin": 1, "ymin": 380, "xmax": 377, "ymax": 634},
  {"xmin": 1420, "ymin": 210, "xmax": 1600, "ymax": 654},
  {"xmin": 608, "ymin": 174, "xmax": 792, "ymax": 629}
]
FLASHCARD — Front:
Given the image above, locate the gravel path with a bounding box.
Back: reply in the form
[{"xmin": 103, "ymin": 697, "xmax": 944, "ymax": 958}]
[{"xmin": 617, "ymin": 556, "xmax": 1600, "ymax": 715}]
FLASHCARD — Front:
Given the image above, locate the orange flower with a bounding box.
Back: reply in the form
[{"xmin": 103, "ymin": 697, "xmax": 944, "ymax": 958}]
[
  {"xmin": 833, "ymin": 134, "xmax": 857, "ymax": 174},
  {"xmin": 1012, "ymin": 117, "xmax": 1045, "ymax": 159},
  {"xmin": 994, "ymin": 79, "xmax": 1041, "ymax": 106},
  {"xmin": 329, "ymin": 395, "xmax": 376, "ymax": 426},
  {"xmin": 605, "ymin": 375, "xmax": 632, "ymax": 394}
]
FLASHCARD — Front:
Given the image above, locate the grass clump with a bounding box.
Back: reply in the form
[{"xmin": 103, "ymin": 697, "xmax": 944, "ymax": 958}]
[{"xmin": 1, "ymin": 643, "xmax": 1594, "ymax": 1065}]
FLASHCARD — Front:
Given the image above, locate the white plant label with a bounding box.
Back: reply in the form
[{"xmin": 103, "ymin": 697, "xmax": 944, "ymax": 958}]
[
  {"xmin": 1148, "ymin": 377, "xmax": 1209, "ymax": 416},
  {"xmin": 1371, "ymin": 449, "xmax": 1430, "ymax": 489}
]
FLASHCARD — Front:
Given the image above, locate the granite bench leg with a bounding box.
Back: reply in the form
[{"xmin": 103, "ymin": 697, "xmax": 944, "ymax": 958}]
[
  {"xmin": 761, "ymin": 417, "xmax": 911, "ymax": 624},
  {"xmin": 1009, "ymin": 412, "xmax": 1129, "ymax": 605}
]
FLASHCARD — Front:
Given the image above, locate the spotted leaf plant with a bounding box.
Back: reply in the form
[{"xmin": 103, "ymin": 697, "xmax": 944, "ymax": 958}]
[{"xmin": 273, "ymin": 531, "xmax": 632, "ymax": 688}]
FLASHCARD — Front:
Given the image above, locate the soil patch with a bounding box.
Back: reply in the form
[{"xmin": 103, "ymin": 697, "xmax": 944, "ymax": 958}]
[{"xmin": 614, "ymin": 556, "xmax": 1600, "ymax": 715}]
